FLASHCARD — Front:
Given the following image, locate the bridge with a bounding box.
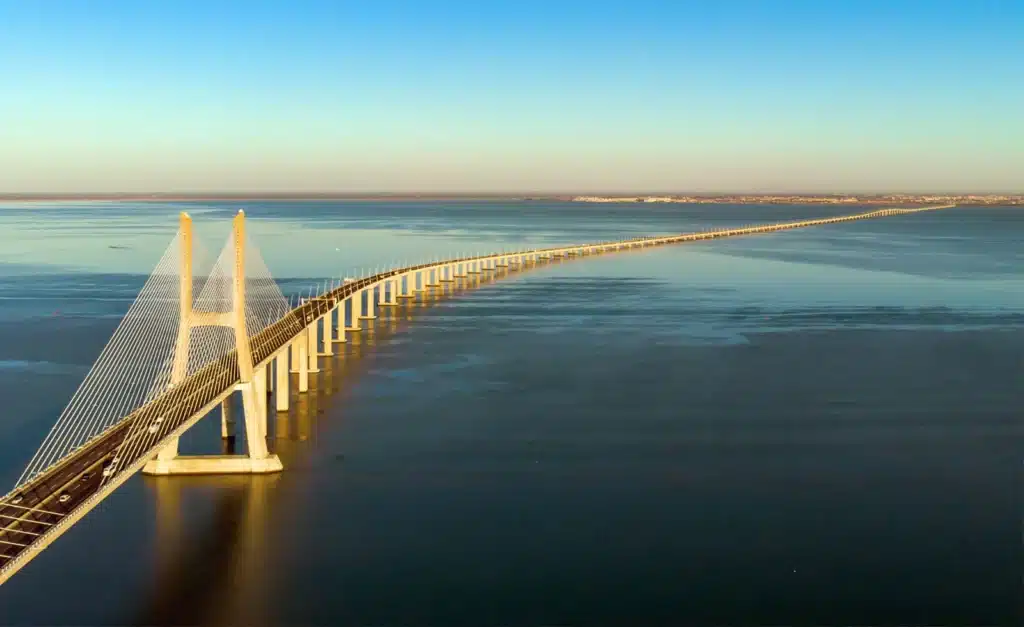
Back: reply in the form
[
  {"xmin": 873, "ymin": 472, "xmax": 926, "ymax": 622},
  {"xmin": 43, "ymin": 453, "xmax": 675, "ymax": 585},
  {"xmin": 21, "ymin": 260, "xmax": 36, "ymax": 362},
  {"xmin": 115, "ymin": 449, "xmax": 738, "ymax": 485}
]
[{"xmin": 0, "ymin": 204, "xmax": 953, "ymax": 585}]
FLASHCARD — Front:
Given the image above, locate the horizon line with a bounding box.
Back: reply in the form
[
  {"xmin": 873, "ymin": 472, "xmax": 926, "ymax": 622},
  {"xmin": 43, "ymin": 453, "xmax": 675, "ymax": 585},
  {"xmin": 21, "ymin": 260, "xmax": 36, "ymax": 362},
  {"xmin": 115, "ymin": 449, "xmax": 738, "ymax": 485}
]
[{"xmin": 2, "ymin": 190, "xmax": 1022, "ymax": 199}]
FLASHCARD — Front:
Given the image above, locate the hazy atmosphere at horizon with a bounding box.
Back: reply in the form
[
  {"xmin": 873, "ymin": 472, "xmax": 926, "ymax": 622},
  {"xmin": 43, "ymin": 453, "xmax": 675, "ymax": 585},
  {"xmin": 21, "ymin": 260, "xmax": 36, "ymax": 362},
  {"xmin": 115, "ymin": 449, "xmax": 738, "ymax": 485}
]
[{"xmin": 2, "ymin": 0, "xmax": 1021, "ymax": 194}]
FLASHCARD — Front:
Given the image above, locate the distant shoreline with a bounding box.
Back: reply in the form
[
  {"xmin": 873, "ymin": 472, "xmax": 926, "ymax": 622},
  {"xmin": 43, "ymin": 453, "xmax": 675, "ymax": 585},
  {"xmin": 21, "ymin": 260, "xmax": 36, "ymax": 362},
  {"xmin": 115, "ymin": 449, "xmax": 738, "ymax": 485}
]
[{"xmin": 0, "ymin": 193, "xmax": 1020, "ymax": 206}]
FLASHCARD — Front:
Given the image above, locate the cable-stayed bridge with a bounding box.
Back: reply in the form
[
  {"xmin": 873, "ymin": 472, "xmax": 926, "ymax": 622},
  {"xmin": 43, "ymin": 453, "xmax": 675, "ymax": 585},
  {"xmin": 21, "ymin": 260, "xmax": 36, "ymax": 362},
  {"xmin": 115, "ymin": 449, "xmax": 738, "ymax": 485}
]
[{"xmin": 0, "ymin": 204, "xmax": 953, "ymax": 585}]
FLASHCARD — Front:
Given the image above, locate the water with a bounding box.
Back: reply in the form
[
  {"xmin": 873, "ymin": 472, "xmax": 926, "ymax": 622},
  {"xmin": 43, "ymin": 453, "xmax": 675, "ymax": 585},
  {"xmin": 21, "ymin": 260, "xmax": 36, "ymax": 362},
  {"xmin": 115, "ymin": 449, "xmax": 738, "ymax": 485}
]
[{"xmin": 0, "ymin": 201, "xmax": 1020, "ymax": 625}]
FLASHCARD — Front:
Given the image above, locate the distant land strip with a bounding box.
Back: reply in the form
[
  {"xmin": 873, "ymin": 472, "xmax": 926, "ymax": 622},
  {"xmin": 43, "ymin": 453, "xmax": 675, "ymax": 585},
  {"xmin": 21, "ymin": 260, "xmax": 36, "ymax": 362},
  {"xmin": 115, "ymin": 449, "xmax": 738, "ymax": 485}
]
[{"xmin": 0, "ymin": 193, "xmax": 1021, "ymax": 205}]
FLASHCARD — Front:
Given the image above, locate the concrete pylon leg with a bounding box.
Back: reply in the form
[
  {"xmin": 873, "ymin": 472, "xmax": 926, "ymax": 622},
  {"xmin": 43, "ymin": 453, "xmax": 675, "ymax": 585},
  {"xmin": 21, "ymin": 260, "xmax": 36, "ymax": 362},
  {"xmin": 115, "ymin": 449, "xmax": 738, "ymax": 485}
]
[
  {"xmin": 275, "ymin": 352, "xmax": 289, "ymax": 412},
  {"xmin": 153, "ymin": 436, "xmax": 180, "ymax": 463},
  {"xmin": 237, "ymin": 378, "xmax": 281, "ymax": 472}
]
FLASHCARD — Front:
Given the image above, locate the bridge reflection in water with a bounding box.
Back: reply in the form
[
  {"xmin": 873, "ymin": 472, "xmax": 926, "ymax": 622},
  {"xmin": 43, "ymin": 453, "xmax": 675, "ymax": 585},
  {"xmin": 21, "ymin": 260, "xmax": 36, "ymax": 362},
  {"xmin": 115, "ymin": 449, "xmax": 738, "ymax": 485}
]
[{"xmin": 132, "ymin": 272, "xmax": 498, "ymax": 625}]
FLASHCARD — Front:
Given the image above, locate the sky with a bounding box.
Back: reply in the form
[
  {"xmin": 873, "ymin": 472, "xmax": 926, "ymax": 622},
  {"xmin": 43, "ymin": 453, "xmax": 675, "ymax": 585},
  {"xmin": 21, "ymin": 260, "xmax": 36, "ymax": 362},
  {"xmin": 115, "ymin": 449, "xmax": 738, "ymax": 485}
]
[{"xmin": 1, "ymin": 0, "xmax": 1022, "ymax": 194}]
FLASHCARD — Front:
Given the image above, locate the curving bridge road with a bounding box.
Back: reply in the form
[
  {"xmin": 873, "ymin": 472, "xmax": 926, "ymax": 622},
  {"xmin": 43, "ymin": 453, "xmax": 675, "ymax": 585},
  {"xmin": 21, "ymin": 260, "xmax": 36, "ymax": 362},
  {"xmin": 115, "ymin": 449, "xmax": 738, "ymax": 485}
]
[{"xmin": 0, "ymin": 204, "xmax": 952, "ymax": 585}]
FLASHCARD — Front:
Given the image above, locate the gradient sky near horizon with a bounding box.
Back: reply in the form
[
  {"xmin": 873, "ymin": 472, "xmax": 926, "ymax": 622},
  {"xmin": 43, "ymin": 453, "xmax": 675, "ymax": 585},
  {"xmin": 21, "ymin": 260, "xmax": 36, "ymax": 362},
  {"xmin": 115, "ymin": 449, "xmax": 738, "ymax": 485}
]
[{"xmin": 2, "ymin": 0, "xmax": 1022, "ymax": 193}]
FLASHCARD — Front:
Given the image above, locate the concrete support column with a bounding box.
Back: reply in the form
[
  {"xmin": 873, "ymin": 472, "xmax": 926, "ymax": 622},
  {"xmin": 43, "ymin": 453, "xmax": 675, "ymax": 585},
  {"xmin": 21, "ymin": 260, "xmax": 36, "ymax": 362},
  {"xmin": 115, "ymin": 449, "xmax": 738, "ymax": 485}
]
[
  {"xmin": 297, "ymin": 333, "xmax": 309, "ymax": 393},
  {"xmin": 289, "ymin": 341, "xmax": 300, "ymax": 373},
  {"xmin": 335, "ymin": 305, "xmax": 347, "ymax": 343},
  {"xmin": 362, "ymin": 287, "xmax": 377, "ymax": 319},
  {"xmin": 381, "ymin": 278, "xmax": 398, "ymax": 305},
  {"xmin": 348, "ymin": 292, "xmax": 362, "ymax": 330},
  {"xmin": 254, "ymin": 366, "xmax": 268, "ymax": 439},
  {"xmin": 275, "ymin": 351, "xmax": 289, "ymax": 412},
  {"xmin": 307, "ymin": 321, "xmax": 320, "ymax": 373},
  {"xmin": 323, "ymin": 309, "xmax": 334, "ymax": 355}
]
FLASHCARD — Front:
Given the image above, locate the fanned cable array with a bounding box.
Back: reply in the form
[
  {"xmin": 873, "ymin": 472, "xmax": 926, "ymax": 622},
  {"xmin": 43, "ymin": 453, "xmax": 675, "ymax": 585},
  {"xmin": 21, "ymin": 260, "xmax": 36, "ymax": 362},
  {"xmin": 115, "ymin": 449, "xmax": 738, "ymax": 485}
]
[
  {"xmin": 104, "ymin": 230, "xmax": 296, "ymax": 476},
  {"xmin": 15, "ymin": 226, "xmax": 211, "ymax": 487},
  {"xmin": 106, "ymin": 231, "xmax": 239, "ymax": 474},
  {"xmin": 15, "ymin": 219, "xmax": 297, "ymax": 488},
  {"xmin": 242, "ymin": 232, "xmax": 294, "ymax": 340}
]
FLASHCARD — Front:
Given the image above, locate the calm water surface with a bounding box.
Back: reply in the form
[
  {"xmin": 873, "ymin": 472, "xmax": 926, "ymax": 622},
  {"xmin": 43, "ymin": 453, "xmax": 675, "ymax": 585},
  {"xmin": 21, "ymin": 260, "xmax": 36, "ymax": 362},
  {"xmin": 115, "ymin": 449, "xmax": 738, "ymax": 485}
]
[{"xmin": 0, "ymin": 201, "xmax": 1020, "ymax": 626}]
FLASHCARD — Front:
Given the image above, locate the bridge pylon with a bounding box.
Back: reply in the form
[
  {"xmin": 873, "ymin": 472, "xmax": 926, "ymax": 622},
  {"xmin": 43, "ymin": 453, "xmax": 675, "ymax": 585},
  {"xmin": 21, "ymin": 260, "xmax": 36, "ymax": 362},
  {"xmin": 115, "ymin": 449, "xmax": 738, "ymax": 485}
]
[{"xmin": 142, "ymin": 211, "xmax": 283, "ymax": 476}]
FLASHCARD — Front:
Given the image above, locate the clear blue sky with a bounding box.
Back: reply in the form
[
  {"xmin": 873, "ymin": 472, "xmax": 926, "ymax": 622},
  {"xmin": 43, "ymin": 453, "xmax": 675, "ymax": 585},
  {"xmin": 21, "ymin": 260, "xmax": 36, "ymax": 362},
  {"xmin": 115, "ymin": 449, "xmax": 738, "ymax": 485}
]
[{"xmin": 1, "ymin": 0, "xmax": 1021, "ymax": 193}]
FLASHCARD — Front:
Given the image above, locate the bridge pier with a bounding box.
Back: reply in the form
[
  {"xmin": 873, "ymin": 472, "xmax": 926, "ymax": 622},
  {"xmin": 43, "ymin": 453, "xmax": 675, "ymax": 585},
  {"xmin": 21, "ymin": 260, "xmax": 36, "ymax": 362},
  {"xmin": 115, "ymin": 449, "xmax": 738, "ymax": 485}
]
[
  {"xmin": 297, "ymin": 330, "xmax": 309, "ymax": 392},
  {"xmin": 380, "ymin": 277, "xmax": 399, "ymax": 305},
  {"xmin": 425, "ymin": 268, "xmax": 440, "ymax": 287},
  {"xmin": 307, "ymin": 320, "xmax": 320, "ymax": 373},
  {"xmin": 275, "ymin": 351, "xmax": 289, "ymax": 412},
  {"xmin": 289, "ymin": 341, "xmax": 300, "ymax": 373},
  {"xmin": 335, "ymin": 304, "xmax": 347, "ymax": 342},
  {"xmin": 397, "ymin": 273, "xmax": 414, "ymax": 298},
  {"xmin": 360, "ymin": 288, "xmax": 377, "ymax": 319},
  {"xmin": 347, "ymin": 293, "xmax": 363, "ymax": 330},
  {"xmin": 321, "ymin": 310, "xmax": 334, "ymax": 355}
]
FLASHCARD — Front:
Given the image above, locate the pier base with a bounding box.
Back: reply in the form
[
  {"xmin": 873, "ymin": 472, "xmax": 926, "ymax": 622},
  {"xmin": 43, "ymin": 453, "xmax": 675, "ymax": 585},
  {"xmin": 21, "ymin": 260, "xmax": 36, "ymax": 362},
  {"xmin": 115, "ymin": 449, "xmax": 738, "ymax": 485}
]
[{"xmin": 142, "ymin": 454, "xmax": 283, "ymax": 476}]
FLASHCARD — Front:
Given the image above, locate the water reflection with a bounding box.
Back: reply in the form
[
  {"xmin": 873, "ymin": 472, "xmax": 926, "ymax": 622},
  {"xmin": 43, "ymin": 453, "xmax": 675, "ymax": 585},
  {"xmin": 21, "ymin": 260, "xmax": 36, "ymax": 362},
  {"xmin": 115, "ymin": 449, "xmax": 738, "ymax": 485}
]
[
  {"xmin": 133, "ymin": 269, "xmax": 505, "ymax": 624},
  {"xmin": 140, "ymin": 475, "xmax": 273, "ymax": 626}
]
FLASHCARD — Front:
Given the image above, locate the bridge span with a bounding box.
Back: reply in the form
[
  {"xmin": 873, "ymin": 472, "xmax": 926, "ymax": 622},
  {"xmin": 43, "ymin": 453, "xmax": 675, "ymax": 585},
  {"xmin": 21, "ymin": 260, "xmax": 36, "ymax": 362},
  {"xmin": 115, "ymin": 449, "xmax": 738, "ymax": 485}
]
[{"xmin": 0, "ymin": 203, "xmax": 952, "ymax": 585}]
